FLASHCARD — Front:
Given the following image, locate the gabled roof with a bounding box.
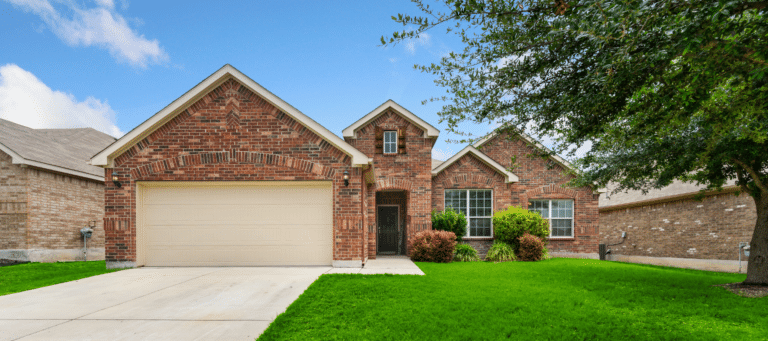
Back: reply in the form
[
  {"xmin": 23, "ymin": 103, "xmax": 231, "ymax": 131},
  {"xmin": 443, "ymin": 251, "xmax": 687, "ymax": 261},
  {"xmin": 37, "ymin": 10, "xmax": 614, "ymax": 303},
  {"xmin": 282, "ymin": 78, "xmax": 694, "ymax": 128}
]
[
  {"xmin": 474, "ymin": 131, "xmax": 606, "ymax": 193},
  {"xmin": 473, "ymin": 131, "xmax": 577, "ymax": 172},
  {"xmin": 342, "ymin": 100, "xmax": 440, "ymax": 139},
  {"xmin": 431, "ymin": 145, "xmax": 518, "ymax": 183},
  {"xmin": 0, "ymin": 119, "xmax": 115, "ymax": 181},
  {"xmin": 90, "ymin": 64, "xmax": 370, "ymax": 167}
]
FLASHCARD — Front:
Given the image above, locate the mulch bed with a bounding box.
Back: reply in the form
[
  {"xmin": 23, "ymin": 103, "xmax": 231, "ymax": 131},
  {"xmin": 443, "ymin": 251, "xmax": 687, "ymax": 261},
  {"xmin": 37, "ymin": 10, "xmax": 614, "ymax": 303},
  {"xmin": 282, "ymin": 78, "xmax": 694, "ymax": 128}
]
[{"xmin": 715, "ymin": 282, "xmax": 768, "ymax": 298}]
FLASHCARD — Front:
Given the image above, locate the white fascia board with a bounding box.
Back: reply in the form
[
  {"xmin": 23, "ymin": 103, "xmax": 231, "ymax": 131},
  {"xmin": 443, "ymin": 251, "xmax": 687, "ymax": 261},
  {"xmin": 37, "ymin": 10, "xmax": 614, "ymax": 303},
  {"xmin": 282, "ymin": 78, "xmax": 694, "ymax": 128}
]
[
  {"xmin": 431, "ymin": 145, "xmax": 518, "ymax": 183},
  {"xmin": 91, "ymin": 64, "xmax": 370, "ymax": 167},
  {"xmin": 342, "ymin": 100, "xmax": 440, "ymax": 139},
  {"xmin": 473, "ymin": 131, "xmax": 577, "ymax": 172},
  {"xmin": 0, "ymin": 142, "xmax": 104, "ymax": 181}
]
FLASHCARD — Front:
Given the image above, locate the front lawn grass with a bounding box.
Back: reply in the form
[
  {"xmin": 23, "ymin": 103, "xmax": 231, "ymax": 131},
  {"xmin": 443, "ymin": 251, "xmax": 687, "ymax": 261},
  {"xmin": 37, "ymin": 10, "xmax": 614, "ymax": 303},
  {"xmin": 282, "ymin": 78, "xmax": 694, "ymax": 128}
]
[
  {"xmin": 0, "ymin": 261, "xmax": 120, "ymax": 296},
  {"xmin": 259, "ymin": 259, "xmax": 767, "ymax": 340}
]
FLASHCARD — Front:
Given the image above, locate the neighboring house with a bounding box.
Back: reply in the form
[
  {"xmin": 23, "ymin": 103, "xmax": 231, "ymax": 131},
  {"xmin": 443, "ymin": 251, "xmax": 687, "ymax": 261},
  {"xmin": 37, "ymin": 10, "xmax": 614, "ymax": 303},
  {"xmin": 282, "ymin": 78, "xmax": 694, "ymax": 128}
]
[
  {"xmin": 0, "ymin": 119, "xmax": 116, "ymax": 262},
  {"xmin": 90, "ymin": 65, "xmax": 600, "ymax": 269},
  {"xmin": 599, "ymin": 180, "xmax": 754, "ymax": 262}
]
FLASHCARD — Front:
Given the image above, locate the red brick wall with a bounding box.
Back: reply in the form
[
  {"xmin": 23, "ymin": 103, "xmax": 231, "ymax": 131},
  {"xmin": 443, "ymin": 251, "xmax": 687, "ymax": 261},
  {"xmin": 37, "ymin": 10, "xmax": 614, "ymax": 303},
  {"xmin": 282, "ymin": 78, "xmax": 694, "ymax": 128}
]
[
  {"xmin": 432, "ymin": 153, "xmax": 512, "ymax": 254},
  {"xmin": 0, "ymin": 151, "xmax": 27, "ymax": 250},
  {"xmin": 345, "ymin": 110, "xmax": 434, "ymax": 257},
  {"xmin": 600, "ymin": 191, "xmax": 755, "ymax": 260},
  {"xmin": 26, "ymin": 169, "xmax": 105, "ymax": 250},
  {"xmin": 473, "ymin": 133, "xmax": 600, "ymax": 254},
  {"xmin": 104, "ymin": 78, "xmax": 365, "ymax": 264}
]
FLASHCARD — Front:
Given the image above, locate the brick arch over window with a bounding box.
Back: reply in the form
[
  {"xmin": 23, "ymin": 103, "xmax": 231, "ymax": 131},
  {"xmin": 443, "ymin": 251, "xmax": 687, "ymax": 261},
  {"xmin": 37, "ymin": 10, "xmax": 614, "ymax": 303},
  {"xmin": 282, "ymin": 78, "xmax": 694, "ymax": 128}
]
[
  {"xmin": 520, "ymin": 184, "xmax": 578, "ymax": 207},
  {"xmin": 129, "ymin": 150, "xmax": 336, "ymax": 180},
  {"xmin": 438, "ymin": 173, "xmax": 497, "ymax": 188}
]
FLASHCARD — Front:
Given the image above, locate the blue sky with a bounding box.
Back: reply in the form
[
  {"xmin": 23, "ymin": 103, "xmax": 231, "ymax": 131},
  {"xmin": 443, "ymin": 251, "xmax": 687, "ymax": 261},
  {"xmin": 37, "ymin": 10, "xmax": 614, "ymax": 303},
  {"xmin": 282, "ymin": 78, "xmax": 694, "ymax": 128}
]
[{"xmin": 0, "ymin": 0, "xmax": 499, "ymax": 160}]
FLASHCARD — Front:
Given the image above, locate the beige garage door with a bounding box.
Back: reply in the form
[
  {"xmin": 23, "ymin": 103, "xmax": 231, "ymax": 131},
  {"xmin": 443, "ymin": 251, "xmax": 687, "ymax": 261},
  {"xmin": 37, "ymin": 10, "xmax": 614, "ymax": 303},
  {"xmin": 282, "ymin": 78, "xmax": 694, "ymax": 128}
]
[{"xmin": 138, "ymin": 181, "xmax": 333, "ymax": 266}]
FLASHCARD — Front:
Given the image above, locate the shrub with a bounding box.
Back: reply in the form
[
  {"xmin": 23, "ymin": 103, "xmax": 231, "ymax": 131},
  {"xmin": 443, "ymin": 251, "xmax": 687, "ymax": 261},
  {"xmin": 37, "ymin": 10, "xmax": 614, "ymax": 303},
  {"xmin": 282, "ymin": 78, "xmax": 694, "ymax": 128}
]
[
  {"xmin": 517, "ymin": 233, "xmax": 545, "ymax": 261},
  {"xmin": 485, "ymin": 241, "xmax": 516, "ymax": 262},
  {"xmin": 431, "ymin": 209, "xmax": 467, "ymax": 242},
  {"xmin": 409, "ymin": 230, "xmax": 457, "ymax": 263},
  {"xmin": 542, "ymin": 245, "xmax": 552, "ymax": 260},
  {"xmin": 454, "ymin": 243, "xmax": 480, "ymax": 262},
  {"xmin": 493, "ymin": 206, "xmax": 549, "ymax": 251}
]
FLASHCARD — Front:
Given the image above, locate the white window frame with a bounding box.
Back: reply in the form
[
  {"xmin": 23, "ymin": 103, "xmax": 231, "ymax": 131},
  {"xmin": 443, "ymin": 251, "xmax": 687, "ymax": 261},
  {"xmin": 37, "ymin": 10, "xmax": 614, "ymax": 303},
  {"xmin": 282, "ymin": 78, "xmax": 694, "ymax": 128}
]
[
  {"xmin": 444, "ymin": 189, "xmax": 493, "ymax": 238},
  {"xmin": 529, "ymin": 199, "xmax": 574, "ymax": 238},
  {"xmin": 383, "ymin": 130, "xmax": 397, "ymax": 154}
]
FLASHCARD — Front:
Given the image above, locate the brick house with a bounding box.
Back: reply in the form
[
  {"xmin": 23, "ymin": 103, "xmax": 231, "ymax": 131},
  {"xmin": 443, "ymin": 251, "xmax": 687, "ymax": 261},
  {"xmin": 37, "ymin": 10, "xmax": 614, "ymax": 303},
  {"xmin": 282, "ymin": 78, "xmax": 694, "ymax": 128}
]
[
  {"xmin": 600, "ymin": 180, "xmax": 754, "ymax": 264},
  {"xmin": 90, "ymin": 65, "xmax": 600, "ymax": 269},
  {"xmin": 0, "ymin": 119, "xmax": 116, "ymax": 262}
]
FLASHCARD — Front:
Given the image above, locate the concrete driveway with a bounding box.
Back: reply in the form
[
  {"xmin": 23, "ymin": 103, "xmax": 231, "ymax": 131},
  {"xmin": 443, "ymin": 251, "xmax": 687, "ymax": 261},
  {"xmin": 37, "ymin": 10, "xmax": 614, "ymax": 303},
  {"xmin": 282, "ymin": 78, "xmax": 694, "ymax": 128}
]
[{"xmin": 0, "ymin": 266, "xmax": 331, "ymax": 341}]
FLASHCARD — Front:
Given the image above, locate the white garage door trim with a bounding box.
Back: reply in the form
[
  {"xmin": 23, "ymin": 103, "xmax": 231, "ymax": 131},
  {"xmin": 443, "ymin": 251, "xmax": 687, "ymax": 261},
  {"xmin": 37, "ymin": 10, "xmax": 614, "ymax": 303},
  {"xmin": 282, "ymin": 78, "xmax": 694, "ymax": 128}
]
[{"xmin": 136, "ymin": 181, "xmax": 333, "ymax": 267}]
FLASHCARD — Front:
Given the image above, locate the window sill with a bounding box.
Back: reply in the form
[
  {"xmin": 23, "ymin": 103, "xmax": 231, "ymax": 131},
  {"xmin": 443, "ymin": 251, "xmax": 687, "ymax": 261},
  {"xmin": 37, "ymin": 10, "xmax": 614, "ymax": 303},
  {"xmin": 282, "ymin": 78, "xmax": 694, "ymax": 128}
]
[
  {"xmin": 548, "ymin": 237, "xmax": 575, "ymax": 241},
  {"xmin": 463, "ymin": 237, "xmax": 494, "ymax": 241}
]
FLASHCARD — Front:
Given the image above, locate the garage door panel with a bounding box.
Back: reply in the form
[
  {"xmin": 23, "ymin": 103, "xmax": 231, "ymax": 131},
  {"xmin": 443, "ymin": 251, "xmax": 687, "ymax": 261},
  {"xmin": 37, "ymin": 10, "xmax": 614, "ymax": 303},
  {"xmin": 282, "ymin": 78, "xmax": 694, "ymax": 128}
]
[
  {"xmin": 145, "ymin": 226, "xmax": 332, "ymax": 246},
  {"xmin": 140, "ymin": 181, "xmax": 333, "ymax": 266},
  {"xmin": 144, "ymin": 185, "xmax": 331, "ymax": 206},
  {"xmin": 144, "ymin": 204, "xmax": 332, "ymax": 225},
  {"xmin": 146, "ymin": 245, "xmax": 332, "ymax": 266}
]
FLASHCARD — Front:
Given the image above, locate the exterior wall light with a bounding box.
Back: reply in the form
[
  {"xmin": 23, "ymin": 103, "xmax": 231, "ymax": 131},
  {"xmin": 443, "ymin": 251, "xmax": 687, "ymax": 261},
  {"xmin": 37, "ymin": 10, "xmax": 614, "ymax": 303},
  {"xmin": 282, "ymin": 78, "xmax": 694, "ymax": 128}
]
[
  {"xmin": 112, "ymin": 175, "xmax": 122, "ymax": 188},
  {"xmin": 343, "ymin": 170, "xmax": 350, "ymax": 187}
]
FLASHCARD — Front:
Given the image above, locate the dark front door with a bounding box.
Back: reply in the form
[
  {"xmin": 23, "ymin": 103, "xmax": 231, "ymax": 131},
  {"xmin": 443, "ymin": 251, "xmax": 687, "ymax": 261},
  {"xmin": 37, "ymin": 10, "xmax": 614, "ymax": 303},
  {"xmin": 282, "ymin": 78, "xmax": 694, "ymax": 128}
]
[{"xmin": 377, "ymin": 206, "xmax": 399, "ymax": 254}]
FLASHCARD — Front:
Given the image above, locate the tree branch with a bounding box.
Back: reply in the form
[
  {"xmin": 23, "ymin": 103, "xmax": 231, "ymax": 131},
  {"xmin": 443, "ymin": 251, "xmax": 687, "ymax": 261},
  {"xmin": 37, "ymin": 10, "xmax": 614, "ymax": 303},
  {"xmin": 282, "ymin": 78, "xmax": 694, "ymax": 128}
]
[{"xmin": 731, "ymin": 158, "xmax": 768, "ymax": 193}]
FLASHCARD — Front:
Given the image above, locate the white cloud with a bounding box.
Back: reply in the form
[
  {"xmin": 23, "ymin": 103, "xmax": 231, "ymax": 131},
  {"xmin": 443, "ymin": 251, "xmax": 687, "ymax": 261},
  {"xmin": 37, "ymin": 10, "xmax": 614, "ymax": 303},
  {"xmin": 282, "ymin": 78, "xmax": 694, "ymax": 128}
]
[
  {"xmin": 404, "ymin": 32, "xmax": 431, "ymax": 55},
  {"xmin": 431, "ymin": 147, "xmax": 455, "ymax": 161},
  {"xmin": 4, "ymin": 0, "xmax": 167, "ymax": 68},
  {"xmin": 0, "ymin": 64, "xmax": 123, "ymax": 137}
]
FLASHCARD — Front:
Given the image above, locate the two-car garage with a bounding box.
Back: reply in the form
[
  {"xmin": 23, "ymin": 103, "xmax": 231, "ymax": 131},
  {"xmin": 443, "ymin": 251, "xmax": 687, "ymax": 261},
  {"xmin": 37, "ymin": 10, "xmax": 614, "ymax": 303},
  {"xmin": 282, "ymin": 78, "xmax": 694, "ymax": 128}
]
[{"xmin": 136, "ymin": 181, "xmax": 333, "ymax": 267}]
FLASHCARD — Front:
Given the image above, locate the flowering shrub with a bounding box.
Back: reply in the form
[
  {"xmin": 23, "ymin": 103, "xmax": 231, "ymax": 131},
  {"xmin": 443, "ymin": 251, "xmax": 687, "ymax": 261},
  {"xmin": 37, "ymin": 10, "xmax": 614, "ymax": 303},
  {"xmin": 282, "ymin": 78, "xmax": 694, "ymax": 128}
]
[
  {"xmin": 517, "ymin": 233, "xmax": 545, "ymax": 262},
  {"xmin": 454, "ymin": 243, "xmax": 480, "ymax": 262},
  {"xmin": 409, "ymin": 230, "xmax": 457, "ymax": 263}
]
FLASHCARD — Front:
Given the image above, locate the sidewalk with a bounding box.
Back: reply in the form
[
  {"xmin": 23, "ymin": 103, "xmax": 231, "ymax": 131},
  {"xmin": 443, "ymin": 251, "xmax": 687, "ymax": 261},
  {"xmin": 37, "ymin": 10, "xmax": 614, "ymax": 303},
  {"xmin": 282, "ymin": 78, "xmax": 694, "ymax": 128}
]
[{"xmin": 325, "ymin": 256, "xmax": 425, "ymax": 275}]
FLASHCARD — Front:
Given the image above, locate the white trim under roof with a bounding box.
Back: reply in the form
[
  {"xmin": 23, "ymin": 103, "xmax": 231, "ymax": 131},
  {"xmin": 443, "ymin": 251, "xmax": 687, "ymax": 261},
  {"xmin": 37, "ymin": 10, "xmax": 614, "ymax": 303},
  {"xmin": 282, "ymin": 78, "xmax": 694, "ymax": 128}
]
[
  {"xmin": 431, "ymin": 145, "xmax": 518, "ymax": 183},
  {"xmin": 0, "ymin": 142, "xmax": 103, "ymax": 181},
  {"xmin": 473, "ymin": 131, "xmax": 606, "ymax": 193},
  {"xmin": 342, "ymin": 100, "xmax": 440, "ymax": 139},
  {"xmin": 90, "ymin": 64, "xmax": 370, "ymax": 168}
]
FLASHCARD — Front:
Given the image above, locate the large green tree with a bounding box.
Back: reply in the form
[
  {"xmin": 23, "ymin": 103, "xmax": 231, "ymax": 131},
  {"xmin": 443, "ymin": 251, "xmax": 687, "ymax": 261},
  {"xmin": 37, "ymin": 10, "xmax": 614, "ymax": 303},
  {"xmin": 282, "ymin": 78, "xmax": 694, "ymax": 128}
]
[{"xmin": 385, "ymin": 0, "xmax": 768, "ymax": 284}]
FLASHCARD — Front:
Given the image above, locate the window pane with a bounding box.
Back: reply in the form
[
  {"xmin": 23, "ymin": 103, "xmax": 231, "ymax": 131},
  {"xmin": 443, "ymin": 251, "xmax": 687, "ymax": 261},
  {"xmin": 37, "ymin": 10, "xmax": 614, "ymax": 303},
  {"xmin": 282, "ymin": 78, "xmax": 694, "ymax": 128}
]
[
  {"xmin": 470, "ymin": 218, "xmax": 492, "ymax": 237},
  {"xmin": 445, "ymin": 190, "xmax": 467, "ymax": 215},
  {"xmin": 383, "ymin": 131, "xmax": 397, "ymax": 154},
  {"xmin": 551, "ymin": 200, "xmax": 573, "ymax": 218},
  {"xmin": 529, "ymin": 200, "xmax": 548, "ymax": 218},
  {"xmin": 551, "ymin": 219, "xmax": 573, "ymax": 237},
  {"xmin": 468, "ymin": 190, "xmax": 492, "ymax": 217}
]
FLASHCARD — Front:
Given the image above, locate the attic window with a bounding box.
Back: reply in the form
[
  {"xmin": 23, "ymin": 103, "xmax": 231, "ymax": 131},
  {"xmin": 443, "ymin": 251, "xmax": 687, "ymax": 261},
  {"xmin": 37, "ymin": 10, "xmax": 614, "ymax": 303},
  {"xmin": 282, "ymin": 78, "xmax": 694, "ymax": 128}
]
[{"xmin": 383, "ymin": 131, "xmax": 397, "ymax": 154}]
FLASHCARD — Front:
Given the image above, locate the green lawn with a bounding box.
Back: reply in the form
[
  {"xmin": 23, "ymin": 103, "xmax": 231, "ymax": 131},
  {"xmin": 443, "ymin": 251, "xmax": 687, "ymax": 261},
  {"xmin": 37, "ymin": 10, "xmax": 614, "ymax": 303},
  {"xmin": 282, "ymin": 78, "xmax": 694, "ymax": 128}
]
[
  {"xmin": 0, "ymin": 261, "xmax": 120, "ymax": 296},
  {"xmin": 259, "ymin": 259, "xmax": 767, "ymax": 341}
]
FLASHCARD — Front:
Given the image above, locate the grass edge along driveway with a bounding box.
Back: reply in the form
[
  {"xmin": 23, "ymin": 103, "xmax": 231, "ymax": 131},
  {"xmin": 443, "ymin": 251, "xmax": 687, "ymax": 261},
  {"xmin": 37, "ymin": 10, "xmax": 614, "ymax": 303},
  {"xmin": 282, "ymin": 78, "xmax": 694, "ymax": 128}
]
[
  {"xmin": 0, "ymin": 260, "xmax": 120, "ymax": 296},
  {"xmin": 258, "ymin": 259, "xmax": 766, "ymax": 341}
]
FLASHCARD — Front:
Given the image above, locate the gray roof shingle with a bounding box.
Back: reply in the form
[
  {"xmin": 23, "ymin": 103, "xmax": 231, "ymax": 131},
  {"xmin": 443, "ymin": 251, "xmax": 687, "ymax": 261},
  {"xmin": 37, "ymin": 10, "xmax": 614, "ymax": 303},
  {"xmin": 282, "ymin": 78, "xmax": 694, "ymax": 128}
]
[{"xmin": 0, "ymin": 119, "xmax": 116, "ymax": 179}]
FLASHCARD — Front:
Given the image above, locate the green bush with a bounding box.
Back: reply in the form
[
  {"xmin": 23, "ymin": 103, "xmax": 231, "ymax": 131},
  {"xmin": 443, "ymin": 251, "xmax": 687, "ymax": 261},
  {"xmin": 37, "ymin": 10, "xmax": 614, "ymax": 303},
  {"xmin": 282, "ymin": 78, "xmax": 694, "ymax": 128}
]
[
  {"xmin": 485, "ymin": 241, "xmax": 516, "ymax": 262},
  {"xmin": 453, "ymin": 243, "xmax": 480, "ymax": 262},
  {"xmin": 431, "ymin": 209, "xmax": 467, "ymax": 242},
  {"xmin": 542, "ymin": 245, "xmax": 552, "ymax": 260},
  {"xmin": 517, "ymin": 233, "xmax": 545, "ymax": 261},
  {"xmin": 493, "ymin": 206, "xmax": 549, "ymax": 251}
]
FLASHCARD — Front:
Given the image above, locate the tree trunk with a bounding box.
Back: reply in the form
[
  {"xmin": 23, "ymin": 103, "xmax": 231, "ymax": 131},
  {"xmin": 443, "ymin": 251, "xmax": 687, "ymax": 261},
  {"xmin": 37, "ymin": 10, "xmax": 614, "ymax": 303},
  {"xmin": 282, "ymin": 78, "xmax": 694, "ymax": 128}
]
[{"xmin": 745, "ymin": 194, "xmax": 768, "ymax": 285}]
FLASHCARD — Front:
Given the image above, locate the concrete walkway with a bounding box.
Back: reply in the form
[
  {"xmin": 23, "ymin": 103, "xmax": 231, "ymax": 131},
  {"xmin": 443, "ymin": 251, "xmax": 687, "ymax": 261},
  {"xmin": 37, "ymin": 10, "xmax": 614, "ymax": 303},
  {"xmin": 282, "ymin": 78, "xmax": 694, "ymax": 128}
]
[
  {"xmin": 0, "ymin": 267, "xmax": 330, "ymax": 341},
  {"xmin": 325, "ymin": 256, "xmax": 425, "ymax": 275}
]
